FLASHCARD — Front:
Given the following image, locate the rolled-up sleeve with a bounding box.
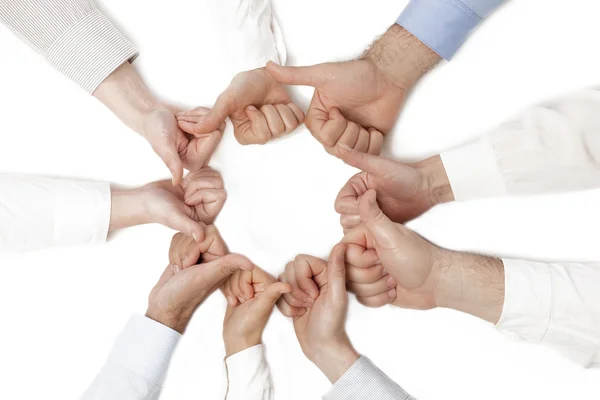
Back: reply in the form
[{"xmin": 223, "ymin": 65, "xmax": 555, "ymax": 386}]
[
  {"xmin": 0, "ymin": 175, "xmax": 111, "ymax": 251},
  {"xmin": 396, "ymin": 0, "xmax": 506, "ymax": 60},
  {"xmin": 0, "ymin": 0, "xmax": 138, "ymax": 93}
]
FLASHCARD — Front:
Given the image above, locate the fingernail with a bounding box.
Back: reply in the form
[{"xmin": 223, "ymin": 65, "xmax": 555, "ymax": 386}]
[
  {"xmin": 339, "ymin": 143, "xmax": 351, "ymax": 152},
  {"xmin": 173, "ymin": 264, "xmax": 182, "ymax": 273},
  {"xmin": 247, "ymin": 105, "xmax": 257, "ymax": 111},
  {"xmin": 297, "ymin": 308, "xmax": 307, "ymax": 317},
  {"xmin": 386, "ymin": 276, "xmax": 396, "ymax": 289},
  {"xmin": 227, "ymin": 296, "xmax": 236, "ymax": 306},
  {"xmin": 181, "ymin": 177, "xmax": 188, "ymax": 189},
  {"xmin": 192, "ymin": 232, "xmax": 201, "ymax": 243},
  {"xmin": 381, "ymin": 268, "xmax": 388, "ymax": 277}
]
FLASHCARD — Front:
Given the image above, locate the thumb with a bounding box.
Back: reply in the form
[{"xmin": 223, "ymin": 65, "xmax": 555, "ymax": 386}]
[
  {"xmin": 202, "ymin": 254, "xmax": 255, "ymax": 284},
  {"xmin": 191, "ymin": 94, "xmax": 234, "ymax": 135},
  {"xmin": 338, "ymin": 143, "xmax": 397, "ymax": 177},
  {"xmin": 359, "ymin": 189, "xmax": 405, "ymax": 249},
  {"xmin": 327, "ymin": 243, "xmax": 348, "ymax": 303},
  {"xmin": 169, "ymin": 211, "xmax": 205, "ymax": 244},
  {"xmin": 254, "ymin": 282, "xmax": 291, "ymax": 314},
  {"xmin": 266, "ymin": 61, "xmax": 328, "ymax": 88},
  {"xmin": 156, "ymin": 144, "xmax": 184, "ymax": 186}
]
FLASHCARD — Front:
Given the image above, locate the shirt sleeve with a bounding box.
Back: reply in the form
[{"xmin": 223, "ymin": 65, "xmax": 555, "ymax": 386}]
[
  {"xmin": 0, "ymin": 175, "xmax": 111, "ymax": 251},
  {"xmin": 441, "ymin": 88, "xmax": 600, "ymax": 200},
  {"xmin": 209, "ymin": 0, "xmax": 286, "ymax": 74},
  {"xmin": 225, "ymin": 344, "xmax": 274, "ymax": 400},
  {"xmin": 323, "ymin": 356, "xmax": 415, "ymax": 400},
  {"xmin": 396, "ymin": 0, "xmax": 506, "ymax": 60},
  {"xmin": 81, "ymin": 314, "xmax": 181, "ymax": 400},
  {"xmin": 0, "ymin": 0, "xmax": 138, "ymax": 93},
  {"xmin": 496, "ymin": 259, "xmax": 600, "ymax": 368}
]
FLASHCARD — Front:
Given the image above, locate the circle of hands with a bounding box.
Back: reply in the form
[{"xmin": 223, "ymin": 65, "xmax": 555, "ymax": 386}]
[{"xmin": 143, "ymin": 55, "xmax": 450, "ymax": 367}]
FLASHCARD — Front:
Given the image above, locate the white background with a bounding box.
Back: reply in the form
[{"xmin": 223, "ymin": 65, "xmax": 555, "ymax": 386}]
[{"xmin": 1, "ymin": 0, "xmax": 600, "ymax": 399}]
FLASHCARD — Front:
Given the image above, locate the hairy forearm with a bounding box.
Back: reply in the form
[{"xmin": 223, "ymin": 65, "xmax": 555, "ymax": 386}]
[
  {"xmin": 363, "ymin": 24, "xmax": 441, "ymax": 90},
  {"xmin": 434, "ymin": 249, "xmax": 505, "ymax": 324},
  {"xmin": 93, "ymin": 62, "xmax": 158, "ymax": 134},
  {"xmin": 416, "ymin": 155, "xmax": 454, "ymax": 206}
]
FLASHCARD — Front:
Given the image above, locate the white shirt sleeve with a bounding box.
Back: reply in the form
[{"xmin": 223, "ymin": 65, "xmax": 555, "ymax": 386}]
[
  {"xmin": 0, "ymin": 0, "xmax": 138, "ymax": 93},
  {"xmin": 441, "ymin": 88, "xmax": 600, "ymax": 200},
  {"xmin": 81, "ymin": 314, "xmax": 181, "ymax": 400},
  {"xmin": 225, "ymin": 344, "xmax": 274, "ymax": 400},
  {"xmin": 0, "ymin": 175, "xmax": 111, "ymax": 251},
  {"xmin": 323, "ymin": 356, "xmax": 415, "ymax": 400},
  {"xmin": 209, "ymin": 0, "xmax": 287, "ymax": 74},
  {"xmin": 497, "ymin": 259, "xmax": 600, "ymax": 368}
]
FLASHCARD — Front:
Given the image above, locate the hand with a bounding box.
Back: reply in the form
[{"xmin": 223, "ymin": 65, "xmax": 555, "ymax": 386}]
[
  {"xmin": 266, "ymin": 25, "xmax": 440, "ymax": 157},
  {"xmin": 335, "ymin": 145, "xmax": 452, "ymax": 229},
  {"xmin": 279, "ymin": 244, "xmax": 360, "ymax": 383},
  {"xmin": 168, "ymin": 224, "xmax": 229, "ymax": 269},
  {"xmin": 94, "ymin": 63, "xmax": 223, "ymax": 185},
  {"xmin": 177, "ymin": 68, "xmax": 305, "ymax": 145},
  {"xmin": 109, "ymin": 167, "xmax": 226, "ymax": 241},
  {"xmin": 145, "ymin": 254, "xmax": 254, "ymax": 334},
  {"xmin": 222, "ymin": 266, "xmax": 290, "ymax": 357},
  {"xmin": 342, "ymin": 189, "xmax": 504, "ymax": 323}
]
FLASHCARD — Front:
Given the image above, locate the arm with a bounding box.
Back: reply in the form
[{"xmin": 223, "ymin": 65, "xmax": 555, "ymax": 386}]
[
  {"xmin": 0, "ymin": 168, "xmax": 225, "ymax": 251},
  {"xmin": 0, "ymin": 0, "xmax": 137, "ymax": 94},
  {"xmin": 396, "ymin": 0, "xmax": 507, "ymax": 60},
  {"xmin": 342, "ymin": 190, "xmax": 600, "ymax": 367}
]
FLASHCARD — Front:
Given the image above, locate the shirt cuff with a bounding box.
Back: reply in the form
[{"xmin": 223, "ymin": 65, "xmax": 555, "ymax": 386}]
[
  {"xmin": 496, "ymin": 259, "xmax": 552, "ymax": 342},
  {"xmin": 440, "ymin": 135, "xmax": 506, "ymax": 201},
  {"xmin": 54, "ymin": 179, "xmax": 111, "ymax": 246},
  {"xmin": 107, "ymin": 314, "xmax": 181, "ymax": 387},
  {"xmin": 396, "ymin": 0, "xmax": 482, "ymax": 60},
  {"xmin": 225, "ymin": 344, "xmax": 273, "ymax": 398},
  {"xmin": 45, "ymin": 9, "xmax": 138, "ymax": 94},
  {"xmin": 324, "ymin": 356, "xmax": 414, "ymax": 400}
]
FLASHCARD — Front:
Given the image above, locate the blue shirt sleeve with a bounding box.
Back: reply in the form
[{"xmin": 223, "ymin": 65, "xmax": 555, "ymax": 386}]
[{"xmin": 396, "ymin": 0, "xmax": 506, "ymax": 60}]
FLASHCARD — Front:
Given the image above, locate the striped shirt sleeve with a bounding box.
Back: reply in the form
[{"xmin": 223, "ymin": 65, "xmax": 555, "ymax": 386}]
[{"xmin": 0, "ymin": 0, "xmax": 138, "ymax": 94}]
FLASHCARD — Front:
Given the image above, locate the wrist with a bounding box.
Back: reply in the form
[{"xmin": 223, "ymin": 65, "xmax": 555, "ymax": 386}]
[
  {"xmin": 109, "ymin": 186, "xmax": 152, "ymax": 231},
  {"xmin": 93, "ymin": 62, "xmax": 159, "ymax": 135},
  {"xmin": 306, "ymin": 338, "xmax": 360, "ymax": 384},
  {"xmin": 145, "ymin": 307, "xmax": 192, "ymax": 334},
  {"xmin": 416, "ymin": 155, "xmax": 454, "ymax": 207},
  {"xmin": 363, "ymin": 24, "xmax": 440, "ymax": 90},
  {"xmin": 224, "ymin": 334, "xmax": 262, "ymax": 358}
]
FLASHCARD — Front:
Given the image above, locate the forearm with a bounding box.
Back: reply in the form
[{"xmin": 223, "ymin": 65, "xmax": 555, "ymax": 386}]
[
  {"xmin": 363, "ymin": 24, "xmax": 440, "ymax": 90},
  {"xmin": 441, "ymin": 88, "xmax": 600, "ymax": 200},
  {"xmin": 0, "ymin": 175, "xmax": 110, "ymax": 251},
  {"xmin": 0, "ymin": 0, "xmax": 138, "ymax": 93},
  {"xmin": 322, "ymin": 356, "xmax": 415, "ymax": 400},
  {"xmin": 433, "ymin": 249, "xmax": 505, "ymax": 324},
  {"xmin": 109, "ymin": 186, "xmax": 152, "ymax": 231}
]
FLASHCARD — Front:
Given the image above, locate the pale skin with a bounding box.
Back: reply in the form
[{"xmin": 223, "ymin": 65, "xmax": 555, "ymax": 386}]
[
  {"xmin": 266, "ymin": 24, "xmax": 441, "ymax": 157},
  {"xmin": 278, "ymin": 244, "xmax": 360, "ymax": 384},
  {"xmin": 94, "ymin": 62, "xmax": 225, "ymax": 185},
  {"xmin": 109, "ymin": 167, "xmax": 226, "ymax": 243},
  {"xmin": 176, "ymin": 68, "xmax": 305, "ymax": 145}
]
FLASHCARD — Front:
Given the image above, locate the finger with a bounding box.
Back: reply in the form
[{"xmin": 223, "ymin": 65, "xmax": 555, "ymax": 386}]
[
  {"xmin": 200, "ymin": 253, "xmax": 255, "ymax": 284},
  {"xmin": 168, "ymin": 212, "xmax": 205, "ymax": 244},
  {"xmin": 346, "ymin": 264, "xmax": 386, "ymax": 285},
  {"xmin": 367, "ymin": 128, "xmax": 384, "ymax": 155},
  {"xmin": 335, "ymin": 122, "xmax": 360, "ymax": 153},
  {"xmin": 246, "ymin": 105, "xmax": 272, "ymax": 144},
  {"xmin": 334, "ymin": 173, "xmax": 367, "ymax": 215},
  {"xmin": 327, "ymin": 243, "xmax": 347, "ymax": 302},
  {"xmin": 356, "ymin": 289, "xmax": 395, "ymax": 308},
  {"xmin": 183, "ymin": 174, "xmax": 224, "ymax": 193},
  {"xmin": 155, "ymin": 143, "xmax": 184, "ymax": 186},
  {"xmin": 308, "ymin": 106, "xmax": 347, "ymax": 149},
  {"xmin": 294, "ymin": 256, "xmax": 320, "ymax": 300},
  {"xmin": 266, "ymin": 61, "xmax": 329, "ymax": 88},
  {"xmin": 286, "ymin": 103, "xmax": 306, "ymax": 125},
  {"xmin": 282, "ymin": 262, "xmax": 313, "ymax": 307},
  {"xmin": 347, "ymin": 275, "xmax": 393, "ymax": 297},
  {"xmin": 255, "ymin": 282, "xmax": 291, "ymax": 314},
  {"xmin": 337, "ymin": 142, "xmax": 396, "ymax": 176},
  {"xmin": 276, "ymin": 296, "xmax": 306, "ymax": 318},
  {"xmin": 359, "ymin": 189, "xmax": 405, "ymax": 249},
  {"xmin": 260, "ymin": 104, "xmax": 286, "ymax": 137},
  {"xmin": 185, "ymin": 189, "xmax": 227, "ymax": 222},
  {"xmin": 354, "ymin": 127, "xmax": 371, "ymax": 154},
  {"xmin": 345, "ymin": 244, "xmax": 379, "ymax": 269},
  {"xmin": 239, "ymin": 269, "xmax": 254, "ymax": 301},
  {"xmin": 191, "ymin": 94, "xmax": 235, "ymax": 135},
  {"xmin": 274, "ymin": 104, "xmax": 300, "ymax": 134},
  {"xmin": 340, "ymin": 214, "xmax": 361, "ymax": 231}
]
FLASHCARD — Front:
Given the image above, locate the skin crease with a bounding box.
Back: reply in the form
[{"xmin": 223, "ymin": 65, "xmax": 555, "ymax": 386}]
[
  {"xmin": 176, "ymin": 68, "xmax": 305, "ymax": 145},
  {"xmin": 278, "ymin": 244, "xmax": 360, "ymax": 384},
  {"xmin": 339, "ymin": 189, "xmax": 504, "ymax": 323},
  {"xmin": 109, "ymin": 167, "xmax": 227, "ymax": 242},
  {"xmin": 335, "ymin": 144, "xmax": 453, "ymax": 229},
  {"xmin": 94, "ymin": 62, "xmax": 224, "ymax": 185},
  {"xmin": 265, "ymin": 24, "xmax": 440, "ymax": 157}
]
